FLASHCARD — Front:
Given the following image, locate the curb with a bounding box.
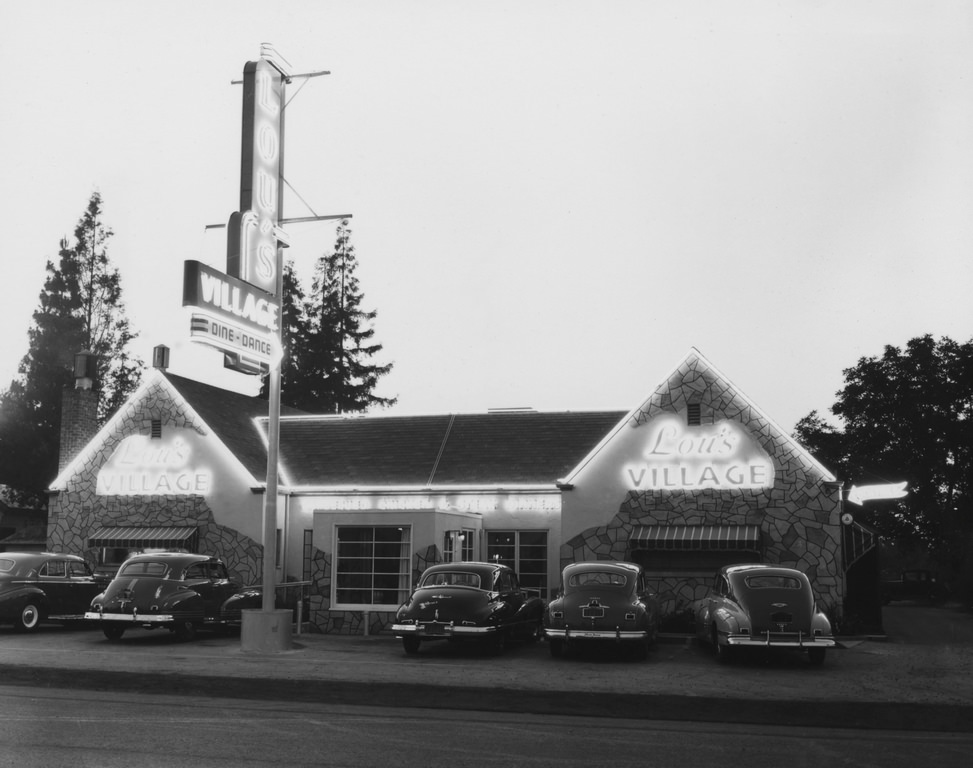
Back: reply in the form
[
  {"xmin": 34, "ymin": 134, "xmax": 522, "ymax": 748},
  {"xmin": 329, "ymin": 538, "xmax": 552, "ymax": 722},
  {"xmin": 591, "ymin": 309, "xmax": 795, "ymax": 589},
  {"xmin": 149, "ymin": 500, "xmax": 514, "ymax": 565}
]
[{"xmin": 2, "ymin": 663, "xmax": 970, "ymax": 733}]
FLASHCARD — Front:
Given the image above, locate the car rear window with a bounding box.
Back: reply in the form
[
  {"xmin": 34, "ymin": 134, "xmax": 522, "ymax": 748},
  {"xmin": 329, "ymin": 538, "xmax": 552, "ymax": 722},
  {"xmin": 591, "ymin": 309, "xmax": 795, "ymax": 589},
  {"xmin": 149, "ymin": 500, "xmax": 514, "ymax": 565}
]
[
  {"xmin": 745, "ymin": 575, "xmax": 802, "ymax": 590},
  {"xmin": 568, "ymin": 571, "xmax": 629, "ymax": 588},
  {"xmin": 420, "ymin": 571, "xmax": 481, "ymax": 589},
  {"xmin": 118, "ymin": 561, "xmax": 169, "ymax": 578},
  {"xmin": 0, "ymin": 558, "xmax": 15, "ymax": 573}
]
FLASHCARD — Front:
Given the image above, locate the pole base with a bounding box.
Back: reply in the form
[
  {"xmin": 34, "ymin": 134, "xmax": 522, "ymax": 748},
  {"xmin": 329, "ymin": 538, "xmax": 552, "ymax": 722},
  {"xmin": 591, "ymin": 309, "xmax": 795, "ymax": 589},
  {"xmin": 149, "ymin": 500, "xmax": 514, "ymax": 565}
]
[{"xmin": 240, "ymin": 609, "xmax": 293, "ymax": 652}]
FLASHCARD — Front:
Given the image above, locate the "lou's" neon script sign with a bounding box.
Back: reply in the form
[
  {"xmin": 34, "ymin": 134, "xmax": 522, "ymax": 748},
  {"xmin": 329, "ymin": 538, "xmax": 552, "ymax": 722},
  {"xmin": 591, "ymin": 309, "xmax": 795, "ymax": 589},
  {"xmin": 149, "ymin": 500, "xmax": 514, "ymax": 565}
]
[{"xmin": 623, "ymin": 416, "xmax": 774, "ymax": 491}]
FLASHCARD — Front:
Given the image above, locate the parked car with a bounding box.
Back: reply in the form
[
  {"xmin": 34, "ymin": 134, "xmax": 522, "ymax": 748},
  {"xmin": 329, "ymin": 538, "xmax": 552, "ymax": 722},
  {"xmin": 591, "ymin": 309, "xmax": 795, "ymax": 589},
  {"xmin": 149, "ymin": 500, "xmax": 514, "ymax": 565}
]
[
  {"xmin": 0, "ymin": 552, "xmax": 108, "ymax": 631},
  {"xmin": 543, "ymin": 561, "xmax": 660, "ymax": 659},
  {"xmin": 392, "ymin": 561, "xmax": 545, "ymax": 654},
  {"xmin": 85, "ymin": 552, "xmax": 260, "ymax": 641},
  {"xmin": 694, "ymin": 564, "xmax": 836, "ymax": 665},
  {"xmin": 881, "ymin": 569, "xmax": 949, "ymax": 605}
]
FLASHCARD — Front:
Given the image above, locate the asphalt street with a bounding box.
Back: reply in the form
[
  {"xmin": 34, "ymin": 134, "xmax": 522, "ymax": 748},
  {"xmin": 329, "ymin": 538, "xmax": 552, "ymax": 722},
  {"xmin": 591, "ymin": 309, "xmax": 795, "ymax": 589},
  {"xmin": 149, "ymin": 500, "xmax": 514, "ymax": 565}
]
[{"xmin": 1, "ymin": 604, "xmax": 972, "ymax": 733}]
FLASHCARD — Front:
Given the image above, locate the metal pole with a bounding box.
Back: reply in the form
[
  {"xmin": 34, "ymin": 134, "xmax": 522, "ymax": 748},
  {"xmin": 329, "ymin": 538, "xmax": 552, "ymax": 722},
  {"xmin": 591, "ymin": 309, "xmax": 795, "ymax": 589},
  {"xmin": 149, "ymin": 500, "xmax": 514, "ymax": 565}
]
[{"xmin": 261, "ymin": 344, "xmax": 281, "ymax": 611}]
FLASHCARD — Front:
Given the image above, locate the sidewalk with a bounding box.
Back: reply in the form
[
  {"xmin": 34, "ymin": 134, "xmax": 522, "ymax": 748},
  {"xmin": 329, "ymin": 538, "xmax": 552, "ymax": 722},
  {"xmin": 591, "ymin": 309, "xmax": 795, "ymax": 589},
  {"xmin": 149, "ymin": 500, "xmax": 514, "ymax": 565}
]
[{"xmin": 2, "ymin": 626, "xmax": 972, "ymax": 732}]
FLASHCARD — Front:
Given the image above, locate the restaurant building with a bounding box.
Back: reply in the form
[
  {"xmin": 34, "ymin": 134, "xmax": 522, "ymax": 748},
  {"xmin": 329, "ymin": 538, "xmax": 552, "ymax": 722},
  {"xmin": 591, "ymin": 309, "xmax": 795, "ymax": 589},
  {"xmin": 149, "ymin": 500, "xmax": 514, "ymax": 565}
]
[{"xmin": 48, "ymin": 347, "xmax": 852, "ymax": 633}]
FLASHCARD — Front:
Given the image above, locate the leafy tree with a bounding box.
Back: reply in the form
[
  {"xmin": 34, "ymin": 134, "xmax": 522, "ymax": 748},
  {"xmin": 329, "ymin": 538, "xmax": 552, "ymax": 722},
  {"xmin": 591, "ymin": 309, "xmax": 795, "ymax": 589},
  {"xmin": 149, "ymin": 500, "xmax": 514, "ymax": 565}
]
[
  {"xmin": 794, "ymin": 335, "xmax": 973, "ymax": 595},
  {"xmin": 265, "ymin": 220, "xmax": 395, "ymax": 413},
  {"xmin": 0, "ymin": 193, "xmax": 142, "ymax": 504}
]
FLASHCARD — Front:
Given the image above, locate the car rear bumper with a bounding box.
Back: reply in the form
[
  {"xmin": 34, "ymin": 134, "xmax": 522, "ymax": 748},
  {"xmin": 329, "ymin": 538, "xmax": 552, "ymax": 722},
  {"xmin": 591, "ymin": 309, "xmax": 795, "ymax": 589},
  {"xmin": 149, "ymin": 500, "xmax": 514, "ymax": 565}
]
[
  {"xmin": 544, "ymin": 628, "xmax": 650, "ymax": 641},
  {"xmin": 85, "ymin": 611, "xmax": 175, "ymax": 624},
  {"xmin": 725, "ymin": 632, "xmax": 836, "ymax": 648},
  {"xmin": 392, "ymin": 622, "xmax": 497, "ymax": 638}
]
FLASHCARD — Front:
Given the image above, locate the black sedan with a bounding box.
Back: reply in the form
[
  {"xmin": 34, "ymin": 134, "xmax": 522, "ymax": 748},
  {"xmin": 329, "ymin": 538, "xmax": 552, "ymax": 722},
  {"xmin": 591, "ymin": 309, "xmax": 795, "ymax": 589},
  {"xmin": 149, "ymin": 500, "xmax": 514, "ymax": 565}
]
[
  {"xmin": 392, "ymin": 562, "xmax": 545, "ymax": 654},
  {"xmin": 85, "ymin": 552, "xmax": 259, "ymax": 641},
  {"xmin": 0, "ymin": 551, "xmax": 107, "ymax": 631},
  {"xmin": 544, "ymin": 561, "xmax": 660, "ymax": 659}
]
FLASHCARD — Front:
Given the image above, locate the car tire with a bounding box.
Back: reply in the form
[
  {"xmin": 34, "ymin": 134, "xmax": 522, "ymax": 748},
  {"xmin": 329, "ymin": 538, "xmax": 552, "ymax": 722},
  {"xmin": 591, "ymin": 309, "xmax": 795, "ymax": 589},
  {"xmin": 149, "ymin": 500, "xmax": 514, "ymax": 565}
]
[
  {"xmin": 402, "ymin": 636, "xmax": 421, "ymax": 654},
  {"xmin": 548, "ymin": 638, "xmax": 564, "ymax": 658},
  {"xmin": 488, "ymin": 630, "xmax": 507, "ymax": 656},
  {"xmin": 103, "ymin": 625, "xmax": 125, "ymax": 641},
  {"xmin": 173, "ymin": 621, "xmax": 197, "ymax": 641},
  {"xmin": 15, "ymin": 602, "xmax": 42, "ymax": 632},
  {"xmin": 713, "ymin": 627, "xmax": 734, "ymax": 664},
  {"xmin": 808, "ymin": 647, "xmax": 827, "ymax": 666}
]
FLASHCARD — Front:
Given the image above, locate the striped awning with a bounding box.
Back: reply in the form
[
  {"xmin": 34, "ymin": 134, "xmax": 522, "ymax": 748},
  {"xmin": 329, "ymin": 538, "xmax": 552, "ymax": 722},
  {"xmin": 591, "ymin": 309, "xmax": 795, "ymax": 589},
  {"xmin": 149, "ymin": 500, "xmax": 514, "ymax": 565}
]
[
  {"xmin": 87, "ymin": 526, "xmax": 199, "ymax": 550},
  {"xmin": 630, "ymin": 525, "xmax": 761, "ymax": 551}
]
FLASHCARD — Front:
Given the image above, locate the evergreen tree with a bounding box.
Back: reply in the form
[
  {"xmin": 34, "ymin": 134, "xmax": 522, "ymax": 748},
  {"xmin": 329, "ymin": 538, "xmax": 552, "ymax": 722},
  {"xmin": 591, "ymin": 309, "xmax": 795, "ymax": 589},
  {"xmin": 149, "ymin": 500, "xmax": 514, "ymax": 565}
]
[
  {"xmin": 271, "ymin": 220, "xmax": 395, "ymax": 413},
  {"xmin": 260, "ymin": 260, "xmax": 311, "ymax": 403},
  {"xmin": 0, "ymin": 192, "xmax": 142, "ymax": 504}
]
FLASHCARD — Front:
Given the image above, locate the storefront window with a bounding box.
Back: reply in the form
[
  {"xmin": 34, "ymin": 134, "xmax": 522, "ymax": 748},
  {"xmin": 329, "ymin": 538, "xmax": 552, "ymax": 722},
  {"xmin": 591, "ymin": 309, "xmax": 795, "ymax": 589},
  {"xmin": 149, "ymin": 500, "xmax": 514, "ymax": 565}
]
[
  {"xmin": 334, "ymin": 525, "xmax": 411, "ymax": 609},
  {"xmin": 486, "ymin": 530, "xmax": 548, "ymax": 598}
]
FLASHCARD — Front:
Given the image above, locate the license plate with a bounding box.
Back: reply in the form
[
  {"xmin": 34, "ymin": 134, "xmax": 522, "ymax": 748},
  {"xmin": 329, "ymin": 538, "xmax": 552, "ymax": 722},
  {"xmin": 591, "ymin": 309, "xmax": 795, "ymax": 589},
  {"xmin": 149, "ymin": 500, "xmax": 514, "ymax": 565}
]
[
  {"xmin": 422, "ymin": 622, "xmax": 447, "ymax": 636},
  {"xmin": 582, "ymin": 608, "xmax": 604, "ymax": 619}
]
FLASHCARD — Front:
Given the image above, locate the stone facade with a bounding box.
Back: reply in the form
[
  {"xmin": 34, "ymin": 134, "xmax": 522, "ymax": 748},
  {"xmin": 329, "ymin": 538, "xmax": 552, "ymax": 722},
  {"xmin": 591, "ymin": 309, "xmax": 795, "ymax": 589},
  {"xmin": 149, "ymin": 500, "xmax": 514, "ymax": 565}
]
[
  {"xmin": 47, "ymin": 378, "xmax": 264, "ymax": 585},
  {"xmin": 562, "ymin": 354, "xmax": 843, "ymax": 620}
]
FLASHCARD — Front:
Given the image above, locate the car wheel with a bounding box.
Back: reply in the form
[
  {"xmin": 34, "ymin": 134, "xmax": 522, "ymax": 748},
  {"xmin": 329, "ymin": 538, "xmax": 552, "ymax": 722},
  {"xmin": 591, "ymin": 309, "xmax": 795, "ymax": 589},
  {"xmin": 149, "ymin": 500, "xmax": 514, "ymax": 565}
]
[
  {"xmin": 526, "ymin": 621, "xmax": 543, "ymax": 643},
  {"xmin": 488, "ymin": 630, "xmax": 507, "ymax": 655},
  {"xmin": 15, "ymin": 603, "xmax": 42, "ymax": 632},
  {"xmin": 548, "ymin": 638, "xmax": 564, "ymax": 658},
  {"xmin": 402, "ymin": 636, "xmax": 421, "ymax": 654},
  {"xmin": 712, "ymin": 626, "xmax": 734, "ymax": 664},
  {"xmin": 808, "ymin": 647, "xmax": 827, "ymax": 666},
  {"xmin": 103, "ymin": 625, "xmax": 125, "ymax": 641},
  {"xmin": 173, "ymin": 621, "xmax": 197, "ymax": 641}
]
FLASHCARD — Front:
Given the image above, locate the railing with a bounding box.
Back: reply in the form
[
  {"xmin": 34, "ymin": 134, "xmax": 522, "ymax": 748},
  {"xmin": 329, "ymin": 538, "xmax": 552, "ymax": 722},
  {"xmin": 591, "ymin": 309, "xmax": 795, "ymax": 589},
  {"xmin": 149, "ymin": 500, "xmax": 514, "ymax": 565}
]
[{"xmin": 273, "ymin": 580, "xmax": 312, "ymax": 636}]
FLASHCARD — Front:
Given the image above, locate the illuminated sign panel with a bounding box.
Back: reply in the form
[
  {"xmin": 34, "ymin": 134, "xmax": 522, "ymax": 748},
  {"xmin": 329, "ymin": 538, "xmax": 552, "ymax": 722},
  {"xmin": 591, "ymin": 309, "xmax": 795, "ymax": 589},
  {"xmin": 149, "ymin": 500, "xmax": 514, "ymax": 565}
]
[
  {"xmin": 623, "ymin": 416, "xmax": 774, "ymax": 491},
  {"xmin": 182, "ymin": 260, "xmax": 278, "ymax": 374},
  {"xmin": 227, "ymin": 59, "xmax": 284, "ymax": 297},
  {"xmin": 97, "ymin": 434, "xmax": 212, "ymax": 496}
]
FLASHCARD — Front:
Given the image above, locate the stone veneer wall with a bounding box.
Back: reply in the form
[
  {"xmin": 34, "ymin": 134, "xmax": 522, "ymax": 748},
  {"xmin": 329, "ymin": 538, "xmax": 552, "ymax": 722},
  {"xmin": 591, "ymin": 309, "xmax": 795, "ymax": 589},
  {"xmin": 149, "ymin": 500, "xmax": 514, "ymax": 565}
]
[
  {"xmin": 307, "ymin": 543, "xmax": 441, "ymax": 635},
  {"xmin": 46, "ymin": 377, "xmax": 264, "ymax": 586},
  {"xmin": 563, "ymin": 355, "xmax": 843, "ymax": 619}
]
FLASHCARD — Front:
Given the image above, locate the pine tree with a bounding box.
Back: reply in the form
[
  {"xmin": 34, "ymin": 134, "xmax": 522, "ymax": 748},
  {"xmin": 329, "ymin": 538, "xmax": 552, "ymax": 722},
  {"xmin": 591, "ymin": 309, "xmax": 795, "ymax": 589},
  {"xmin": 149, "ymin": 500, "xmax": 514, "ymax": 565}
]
[
  {"xmin": 273, "ymin": 220, "xmax": 395, "ymax": 413},
  {"xmin": 0, "ymin": 192, "xmax": 142, "ymax": 504}
]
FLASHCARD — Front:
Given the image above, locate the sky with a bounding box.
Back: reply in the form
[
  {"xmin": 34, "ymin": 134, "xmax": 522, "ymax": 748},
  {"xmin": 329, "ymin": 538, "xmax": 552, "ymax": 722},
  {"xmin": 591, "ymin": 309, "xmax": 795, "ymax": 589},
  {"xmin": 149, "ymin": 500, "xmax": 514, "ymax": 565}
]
[{"xmin": 2, "ymin": 0, "xmax": 971, "ymax": 433}]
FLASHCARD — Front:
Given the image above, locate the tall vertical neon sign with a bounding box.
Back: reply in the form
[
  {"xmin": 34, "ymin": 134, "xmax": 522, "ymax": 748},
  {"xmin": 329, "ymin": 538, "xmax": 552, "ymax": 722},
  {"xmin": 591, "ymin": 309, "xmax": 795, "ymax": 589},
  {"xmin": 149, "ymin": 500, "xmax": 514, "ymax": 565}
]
[{"xmin": 227, "ymin": 58, "xmax": 284, "ymax": 297}]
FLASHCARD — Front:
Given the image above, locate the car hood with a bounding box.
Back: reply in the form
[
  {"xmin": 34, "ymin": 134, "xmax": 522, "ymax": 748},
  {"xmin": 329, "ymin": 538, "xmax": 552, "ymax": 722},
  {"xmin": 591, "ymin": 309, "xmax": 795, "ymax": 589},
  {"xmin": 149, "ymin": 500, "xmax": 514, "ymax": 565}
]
[{"xmin": 396, "ymin": 585, "xmax": 492, "ymax": 622}]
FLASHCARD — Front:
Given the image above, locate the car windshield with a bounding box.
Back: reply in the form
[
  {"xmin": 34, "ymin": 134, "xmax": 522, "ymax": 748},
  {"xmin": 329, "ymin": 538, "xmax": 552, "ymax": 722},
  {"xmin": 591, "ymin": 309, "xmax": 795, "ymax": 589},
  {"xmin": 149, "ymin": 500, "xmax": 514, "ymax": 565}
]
[
  {"xmin": 744, "ymin": 574, "xmax": 802, "ymax": 590},
  {"xmin": 567, "ymin": 571, "xmax": 630, "ymax": 588},
  {"xmin": 420, "ymin": 571, "xmax": 481, "ymax": 589},
  {"xmin": 118, "ymin": 561, "xmax": 170, "ymax": 578}
]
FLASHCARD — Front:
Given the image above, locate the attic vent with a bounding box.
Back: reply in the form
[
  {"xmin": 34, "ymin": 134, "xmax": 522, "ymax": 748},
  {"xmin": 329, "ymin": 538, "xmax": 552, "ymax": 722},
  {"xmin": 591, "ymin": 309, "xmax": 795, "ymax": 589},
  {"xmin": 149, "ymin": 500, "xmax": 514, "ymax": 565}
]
[
  {"xmin": 151, "ymin": 419, "xmax": 162, "ymax": 439},
  {"xmin": 687, "ymin": 403, "xmax": 701, "ymax": 426}
]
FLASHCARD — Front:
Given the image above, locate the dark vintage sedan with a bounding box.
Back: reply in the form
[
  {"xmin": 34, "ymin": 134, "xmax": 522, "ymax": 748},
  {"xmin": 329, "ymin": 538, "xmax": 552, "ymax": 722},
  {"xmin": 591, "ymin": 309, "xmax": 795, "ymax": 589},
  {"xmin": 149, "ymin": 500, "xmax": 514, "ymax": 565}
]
[
  {"xmin": 0, "ymin": 552, "xmax": 108, "ymax": 631},
  {"xmin": 694, "ymin": 564, "xmax": 836, "ymax": 665},
  {"xmin": 85, "ymin": 552, "xmax": 258, "ymax": 641},
  {"xmin": 392, "ymin": 562, "xmax": 545, "ymax": 654},
  {"xmin": 544, "ymin": 561, "xmax": 660, "ymax": 659}
]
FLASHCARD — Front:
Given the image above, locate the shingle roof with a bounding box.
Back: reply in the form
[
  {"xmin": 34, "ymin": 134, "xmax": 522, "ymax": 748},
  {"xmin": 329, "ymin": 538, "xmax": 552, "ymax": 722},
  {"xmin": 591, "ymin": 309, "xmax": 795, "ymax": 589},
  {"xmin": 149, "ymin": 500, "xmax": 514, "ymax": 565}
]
[{"xmin": 163, "ymin": 374, "xmax": 624, "ymax": 488}]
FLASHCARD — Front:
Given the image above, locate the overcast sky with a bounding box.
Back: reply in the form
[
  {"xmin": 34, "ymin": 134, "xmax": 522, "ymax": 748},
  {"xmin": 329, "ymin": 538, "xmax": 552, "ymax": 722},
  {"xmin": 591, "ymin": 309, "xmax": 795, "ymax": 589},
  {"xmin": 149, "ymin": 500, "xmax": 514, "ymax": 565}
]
[{"xmin": 2, "ymin": 0, "xmax": 971, "ymax": 432}]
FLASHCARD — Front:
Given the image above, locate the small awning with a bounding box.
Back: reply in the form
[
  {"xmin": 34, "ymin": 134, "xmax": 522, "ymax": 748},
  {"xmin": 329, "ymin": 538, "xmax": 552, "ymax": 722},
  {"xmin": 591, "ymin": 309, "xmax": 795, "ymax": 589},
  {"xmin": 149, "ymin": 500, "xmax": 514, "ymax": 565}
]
[
  {"xmin": 630, "ymin": 525, "xmax": 762, "ymax": 551},
  {"xmin": 87, "ymin": 526, "xmax": 199, "ymax": 550}
]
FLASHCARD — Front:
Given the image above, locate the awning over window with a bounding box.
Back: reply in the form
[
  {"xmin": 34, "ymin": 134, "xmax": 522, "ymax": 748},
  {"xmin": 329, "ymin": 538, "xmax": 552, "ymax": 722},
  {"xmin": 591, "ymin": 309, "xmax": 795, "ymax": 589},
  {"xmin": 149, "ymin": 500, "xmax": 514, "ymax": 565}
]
[
  {"xmin": 630, "ymin": 525, "xmax": 761, "ymax": 551},
  {"xmin": 87, "ymin": 526, "xmax": 199, "ymax": 550}
]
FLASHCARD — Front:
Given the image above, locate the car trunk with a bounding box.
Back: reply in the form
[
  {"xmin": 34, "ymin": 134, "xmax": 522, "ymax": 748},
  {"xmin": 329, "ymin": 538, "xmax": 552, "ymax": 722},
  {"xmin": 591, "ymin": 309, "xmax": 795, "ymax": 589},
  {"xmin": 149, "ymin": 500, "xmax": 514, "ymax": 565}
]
[{"xmin": 741, "ymin": 587, "xmax": 814, "ymax": 636}]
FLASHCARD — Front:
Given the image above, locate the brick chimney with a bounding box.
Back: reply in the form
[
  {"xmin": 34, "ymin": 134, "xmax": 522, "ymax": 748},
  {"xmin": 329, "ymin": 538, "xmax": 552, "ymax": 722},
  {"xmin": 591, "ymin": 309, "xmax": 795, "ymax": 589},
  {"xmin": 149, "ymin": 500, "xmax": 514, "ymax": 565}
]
[{"xmin": 58, "ymin": 351, "xmax": 100, "ymax": 474}]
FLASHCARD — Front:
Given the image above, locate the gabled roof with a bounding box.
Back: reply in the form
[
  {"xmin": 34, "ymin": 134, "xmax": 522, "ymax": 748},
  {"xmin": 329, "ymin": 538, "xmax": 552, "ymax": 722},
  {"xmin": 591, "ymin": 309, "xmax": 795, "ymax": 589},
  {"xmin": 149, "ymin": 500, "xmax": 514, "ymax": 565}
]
[
  {"xmin": 560, "ymin": 347, "xmax": 837, "ymax": 484},
  {"xmin": 162, "ymin": 374, "xmax": 625, "ymax": 489}
]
